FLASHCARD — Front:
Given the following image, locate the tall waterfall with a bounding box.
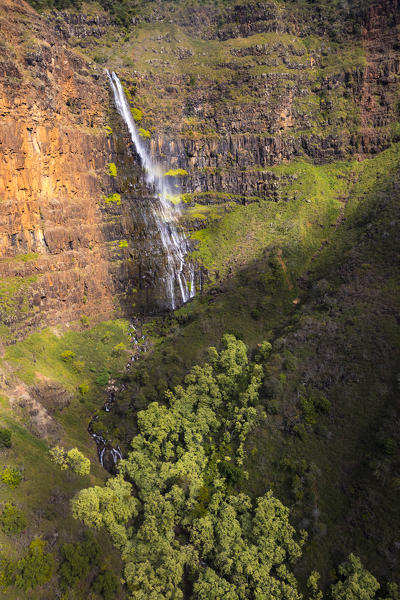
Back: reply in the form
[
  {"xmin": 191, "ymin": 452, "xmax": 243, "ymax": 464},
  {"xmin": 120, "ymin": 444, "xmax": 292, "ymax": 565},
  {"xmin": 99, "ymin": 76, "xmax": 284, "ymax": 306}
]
[{"xmin": 107, "ymin": 70, "xmax": 195, "ymax": 310}]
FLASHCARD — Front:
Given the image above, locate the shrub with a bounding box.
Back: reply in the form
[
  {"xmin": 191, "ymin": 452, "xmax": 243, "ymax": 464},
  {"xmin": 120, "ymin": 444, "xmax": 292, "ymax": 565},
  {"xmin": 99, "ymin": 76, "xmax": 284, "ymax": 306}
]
[
  {"xmin": 255, "ymin": 341, "xmax": 272, "ymax": 362},
  {"xmin": 79, "ymin": 383, "xmax": 89, "ymax": 396},
  {"xmin": 107, "ymin": 163, "xmax": 117, "ymax": 177},
  {"xmin": 293, "ymin": 423, "xmax": 308, "ymax": 441},
  {"xmin": 0, "ymin": 504, "xmax": 27, "ymax": 535},
  {"xmin": 164, "ymin": 168, "xmax": 188, "ymax": 177},
  {"xmin": 59, "ymin": 535, "xmax": 100, "ymax": 590},
  {"xmin": 49, "ymin": 446, "xmax": 68, "ymax": 470},
  {"xmin": 130, "ymin": 107, "xmax": 143, "ymax": 122},
  {"xmin": 0, "ymin": 555, "xmax": 16, "ymax": 588},
  {"xmin": 61, "ymin": 350, "xmax": 75, "ymax": 362},
  {"xmin": 1, "ymin": 467, "xmax": 22, "ymax": 488},
  {"xmin": 95, "ymin": 369, "xmax": 110, "ymax": 386},
  {"xmin": 138, "ymin": 127, "xmax": 151, "ymax": 139},
  {"xmin": 262, "ymin": 376, "xmax": 282, "ymax": 398},
  {"xmin": 265, "ymin": 398, "xmax": 280, "ymax": 414},
  {"xmin": 0, "ymin": 428, "xmax": 11, "ymax": 448},
  {"xmin": 80, "ymin": 315, "xmax": 90, "ymax": 328},
  {"xmin": 73, "ymin": 359, "xmax": 85, "ymax": 372},
  {"xmin": 67, "ymin": 449, "xmax": 90, "ymax": 477},
  {"xmin": 313, "ymin": 390, "xmax": 331, "ymax": 413},
  {"xmin": 119, "ymin": 240, "xmax": 128, "ymax": 248},
  {"xmin": 105, "ymin": 126, "xmax": 113, "ymax": 136},
  {"xmin": 104, "ymin": 193, "xmax": 121, "ymax": 206},
  {"xmin": 92, "ymin": 569, "xmax": 119, "ymax": 600},
  {"xmin": 94, "ymin": 54, "xmax": 107, "ymax": 64},
  {"xmin": 112, "ymin": 342, "xmax": 127, "ymax": 356},
  {"xmin": 15, "ymin": 538, "xmax": 54, "ymax": 591},
  {"xmin": 299, "ymin": 396, "xmax": 317, "ymax": 426}
]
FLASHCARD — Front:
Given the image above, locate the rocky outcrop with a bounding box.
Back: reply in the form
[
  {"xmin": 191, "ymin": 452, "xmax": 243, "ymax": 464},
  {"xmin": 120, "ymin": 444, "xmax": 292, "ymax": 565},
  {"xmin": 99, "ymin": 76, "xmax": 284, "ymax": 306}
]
[
  {"xmin": 360, "ymin": 0, "xmax": 400, "ymax": 153},
  {"xmin": 0, "ymin": 0, "xmax": 125, "ymax": 338}
]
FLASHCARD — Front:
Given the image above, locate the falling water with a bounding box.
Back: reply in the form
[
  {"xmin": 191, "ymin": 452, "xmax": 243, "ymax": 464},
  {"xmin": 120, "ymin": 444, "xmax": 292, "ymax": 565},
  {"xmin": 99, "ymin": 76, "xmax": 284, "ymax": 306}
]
[{"xmin": 107, "ymin": 70, "xmax": 195, "ymax": 310}]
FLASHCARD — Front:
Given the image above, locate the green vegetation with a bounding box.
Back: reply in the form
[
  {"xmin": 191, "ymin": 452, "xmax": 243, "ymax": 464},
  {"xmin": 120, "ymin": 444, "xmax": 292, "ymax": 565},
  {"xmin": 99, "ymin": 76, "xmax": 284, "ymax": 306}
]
[
  {"xmin": 0, "ymin": 320, "xmax": 130, "ymax": 594},
  {"xmin": 27, "ymin": 0, "xmax": 135, "ymax": 26},
  {"xmin": 131, "ymin": 107, "xmax": 143, "ymax": 122},
  {"xmin": 107, "ymin": 162, "xmax": 117, "ymax": 177},
  {"xmin": 164, "ymin": 168, "xmax": 188, "ymax": 177},
  {"xmin": 92, "ymin": 569, "xmax": 119, "ymax": 599},
  {"xmin": 0, "ymin": 504, "xmax": 27, "ymax": 535},
  {"xmin": 5, "ymin": 1, "xmax": 400, "ymax": 596},
  {"xmin": 15, "ymin": 538, "xmax": 54, "ymax": 591},
  {"xmin": 331, "ymin": 555, "xmax": 380, "ymax": 600},
  {"xmin": 50, "ymin": 446, "xmax": 90, "ymax": 476},
  {"xmin": 0, "ymin": 275, "xmax": 38, "ymax": 321},
  {"xmin": 138, "ymin": 127, "xmax": 151, "ymax": 139},
  {"xmin": 105, "ymin": 125, "xmax": 113, "ymax": 136},
  {"xmin": 104, "ymin": 193, "xmax": 121, "ymax": 205},
  {"xmin": 66, "ymin": 448, "xmax": 90, "ymax": 476},
  {"xmin": 1, "ymin": 467, "xmax": 22, "ymax": 489},
  {"xmin": 0, "ymin": 538, "xmax": 54, "ymax": 592},
  {"xmin": 0, "ymin": 428, "xmax": 12, "ymax": 448},
  {"xmin": 191, "ymin": 159, "xmax": 352, "ymax": 281},
  {"xmin": 58, "ymin": 534, "xmax": 100, "ymax": 590},
  {"xmin": 73, "ymin": 335, "xmax": 306, "ymax": 598}
]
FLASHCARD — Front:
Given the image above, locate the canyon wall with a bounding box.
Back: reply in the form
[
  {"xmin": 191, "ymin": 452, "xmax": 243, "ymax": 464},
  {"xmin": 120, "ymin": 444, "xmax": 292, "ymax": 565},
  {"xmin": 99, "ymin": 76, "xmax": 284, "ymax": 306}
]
[
  {"xmin": 1, "ymin": 0, "xmax": 400, "ymax": 338},
  {"xmin": 0, "ymin": 0, "xmax": 115, "ymax": 339}
]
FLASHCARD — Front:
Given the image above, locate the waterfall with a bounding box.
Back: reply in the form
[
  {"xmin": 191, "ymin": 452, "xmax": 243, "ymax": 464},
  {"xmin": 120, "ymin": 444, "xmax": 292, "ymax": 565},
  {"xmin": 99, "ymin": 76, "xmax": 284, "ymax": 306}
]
[{"xmin": 107, "ymin": 70, "xmax": 195, "ymax": 310}]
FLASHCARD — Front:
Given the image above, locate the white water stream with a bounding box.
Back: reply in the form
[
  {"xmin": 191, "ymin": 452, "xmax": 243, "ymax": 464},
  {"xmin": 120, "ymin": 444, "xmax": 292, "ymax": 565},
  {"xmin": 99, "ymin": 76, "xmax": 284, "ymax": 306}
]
[{"xmin": 107, "ymin": 70, "xmax": 195, "ymax": 310}]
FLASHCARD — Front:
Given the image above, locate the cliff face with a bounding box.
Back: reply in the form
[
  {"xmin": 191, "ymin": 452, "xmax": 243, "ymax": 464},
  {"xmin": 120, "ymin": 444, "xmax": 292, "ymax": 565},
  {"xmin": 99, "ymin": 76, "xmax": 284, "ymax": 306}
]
[
  {"xmin": 360, "ymin": 0, "xmax": 400, "ymax": 153},
  {"xmin": 2, "ymin": 0, "xmax": 400, "ymax": 338},
  {"xmin": 50, "ymin": 0, "xmax": 400, "ymax": 215},
  {"xmin": 0, "ymin": 0, "xmax": 115, "ymax": 338}
]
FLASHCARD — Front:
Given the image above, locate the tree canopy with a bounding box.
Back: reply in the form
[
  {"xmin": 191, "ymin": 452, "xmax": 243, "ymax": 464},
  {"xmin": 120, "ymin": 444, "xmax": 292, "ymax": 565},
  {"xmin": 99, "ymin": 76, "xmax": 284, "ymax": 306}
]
[{"xmin": 73, "ymin": 335, "xmax": 306, "ymax": 599}]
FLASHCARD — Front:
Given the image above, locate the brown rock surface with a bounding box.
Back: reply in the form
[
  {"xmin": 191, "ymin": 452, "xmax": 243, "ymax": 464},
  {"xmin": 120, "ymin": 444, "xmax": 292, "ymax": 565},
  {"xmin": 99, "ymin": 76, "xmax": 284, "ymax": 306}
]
[{"xmin": 0, "ymin": 0, "xmax": 119, "ymax": 337}]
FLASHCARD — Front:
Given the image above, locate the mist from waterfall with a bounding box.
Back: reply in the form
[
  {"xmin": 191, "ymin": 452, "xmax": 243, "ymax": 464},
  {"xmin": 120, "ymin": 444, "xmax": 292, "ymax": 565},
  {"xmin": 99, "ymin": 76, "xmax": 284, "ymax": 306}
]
[{"xmin": 107, "ymin": 70, "xmax": 195, "ymax": 310}]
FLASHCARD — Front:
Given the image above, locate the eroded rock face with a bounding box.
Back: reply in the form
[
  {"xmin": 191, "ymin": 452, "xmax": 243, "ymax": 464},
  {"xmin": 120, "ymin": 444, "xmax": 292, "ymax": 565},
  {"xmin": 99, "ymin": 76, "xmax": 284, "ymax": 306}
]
[
  {"xmin": 360, "ymin": 0, "xmax": 400, "ymax": 153},
  {"xmin": 2, "ymin": 0, "xmax": 400, "ymax": 336},
  {"xmin": 0, "ymin": 0, "xmax": 128, "ymax": 337}
]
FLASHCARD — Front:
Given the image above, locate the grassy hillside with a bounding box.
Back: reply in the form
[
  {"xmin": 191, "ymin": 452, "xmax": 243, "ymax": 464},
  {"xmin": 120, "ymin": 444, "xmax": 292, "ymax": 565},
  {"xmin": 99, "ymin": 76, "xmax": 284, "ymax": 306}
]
[{"xmin": 0, "ymin": 320, "xmax": 132, "ymax": 598}]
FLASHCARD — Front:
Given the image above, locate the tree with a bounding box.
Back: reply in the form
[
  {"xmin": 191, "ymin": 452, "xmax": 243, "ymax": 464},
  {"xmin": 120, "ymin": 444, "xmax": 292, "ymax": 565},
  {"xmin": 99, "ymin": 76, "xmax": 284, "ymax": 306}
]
[
  {"xmin": 59, "ymin": 535, "xmax": 100, "ymax": 590},
  {"xmin": 15, "ymin": 538, "xmax": 54, "ymax": 591},
  {"xmin": 307, "ymin": 571, "xmax": 323, "ymax": 600},
  {"xmin": 50, "ymin": 446, "xmax": 90, "ymax": 476},
  {"xmin": 72, "ymin": 475, "xmax": 138, "ymax": 547},
  {"xmin": 67, "ymin": 448, "xmax": 90, "ymax": 476},
  {"xmin": 0, "ymin": 428, "xmax": 11, "ymax": 448},
  {"xmin": 92, "ymin": 569, "xmax": 119, "ymax": 600},
  {"xmin": 331, "ymin": 554, "xmax": 380, "ymax": 600},
  {"xmin": 381, "ymin": 583, "xmax": 400, "ymax": 600},
  {"xmin": 73, "ymin": 336, "xmax": 304, "ymax": 599},
  {"xmin": 193, "ymin": 568, "xmax": 239, "ymax": 600},
  {"xmin": 0, "ymin": 503, "xmax": 27, "ymax": 535},
  {"xmin": 49, "ymin": 446, "xmax": 68, "ymax": 470}
]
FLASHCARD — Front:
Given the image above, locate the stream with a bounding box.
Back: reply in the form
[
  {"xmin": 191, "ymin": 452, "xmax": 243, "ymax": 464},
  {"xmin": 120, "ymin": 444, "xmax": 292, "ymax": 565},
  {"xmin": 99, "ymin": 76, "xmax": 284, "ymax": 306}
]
[{"xmin": 88, "ymin": 320, "xmax": 149, "ymax": 472}]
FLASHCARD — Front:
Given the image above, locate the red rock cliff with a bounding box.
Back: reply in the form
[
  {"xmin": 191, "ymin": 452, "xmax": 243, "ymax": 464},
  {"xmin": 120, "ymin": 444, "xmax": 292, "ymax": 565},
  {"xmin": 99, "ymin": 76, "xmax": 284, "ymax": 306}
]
[{"xmin": 0, "ymin": 0, "xmax": 118, "ymax": 338}]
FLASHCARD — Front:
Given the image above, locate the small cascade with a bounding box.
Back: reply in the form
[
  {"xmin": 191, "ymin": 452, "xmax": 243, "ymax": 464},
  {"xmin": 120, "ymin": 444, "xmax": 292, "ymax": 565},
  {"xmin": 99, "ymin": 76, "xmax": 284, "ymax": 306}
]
[
  {"xmin": 88, "ymin": 320, "xmax": 150, "ymax": 472},
  {"xmin": 107, "ymin": 70, "xmax": 195, "ymax": 310}
]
